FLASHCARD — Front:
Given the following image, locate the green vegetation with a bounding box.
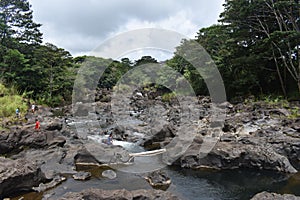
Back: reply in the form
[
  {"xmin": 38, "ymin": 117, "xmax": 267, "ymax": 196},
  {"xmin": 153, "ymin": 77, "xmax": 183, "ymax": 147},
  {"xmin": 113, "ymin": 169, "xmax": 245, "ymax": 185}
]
[
  {"xmin": 167, "ymin": 0, "xmax": 300, "ymax": 101},
  {"xmin": 289, "ymin": 106, "xmax": 300, "ymax": 119},
  {"xmin": 0, "ymin": 83, "xmax": 27, "ymax": 118},
  {"xmin": 0, "ymin": 0, "xmax": 299, "ymax": 107},
  {"xmin": 162, "ymin": 92, "xmax": 176, "ymax": 103}
]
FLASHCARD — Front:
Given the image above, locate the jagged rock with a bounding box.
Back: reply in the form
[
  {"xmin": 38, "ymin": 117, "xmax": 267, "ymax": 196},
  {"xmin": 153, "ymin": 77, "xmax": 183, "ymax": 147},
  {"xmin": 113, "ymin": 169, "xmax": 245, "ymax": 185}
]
[
  {"xmin": 0, "ymin": 129, "xmax": 48, "ymax": 154},
  {"xmin": 58, "ymin": 188, "xmax": 180, "ymax": 200},
  {"xmin": 0, "ymin": 157, "xmax": 46, "ymax": 198},
  {"xmin": 180, "ymin": 141, "xmax": 297, "ymax": 173},
  {"xmin": 45, "ymin": 119, "xmax": 63, "ymax": 131},
  {"xmin": 143, "ymin": 124, "xmax": 175, "ymax": 150},
  {"xmin": 47, "ymin": 135, "xmax": 66, "ymax": 147},
  {"xmin": 144, "ymin": 170, "xmax": 171, "ymax": 191},
  {"xmin": 251, "ymin": 191, "xmax": 300, "ymax": 200}
]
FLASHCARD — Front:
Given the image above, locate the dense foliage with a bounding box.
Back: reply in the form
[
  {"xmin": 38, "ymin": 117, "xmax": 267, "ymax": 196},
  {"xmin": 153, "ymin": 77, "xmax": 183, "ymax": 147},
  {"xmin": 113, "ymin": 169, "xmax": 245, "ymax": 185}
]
[
  {"xmin": 1, "ymin": 0, "xmax": 299, "ymax": 107},
  {"xmin": 167, "ymin": 0, "xmax": 300, "ymax": 100},
  {"xmin": 0, "ymin": 0, "xmax": 77, "ymax": 106}
]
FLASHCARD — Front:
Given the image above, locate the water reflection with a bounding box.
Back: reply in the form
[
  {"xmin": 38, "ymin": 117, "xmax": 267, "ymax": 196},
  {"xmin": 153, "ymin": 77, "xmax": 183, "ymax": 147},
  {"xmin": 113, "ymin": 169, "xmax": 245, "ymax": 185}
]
[{"xmin": 166, "ymin": 166, "xmax": 300, "ymax": 200}]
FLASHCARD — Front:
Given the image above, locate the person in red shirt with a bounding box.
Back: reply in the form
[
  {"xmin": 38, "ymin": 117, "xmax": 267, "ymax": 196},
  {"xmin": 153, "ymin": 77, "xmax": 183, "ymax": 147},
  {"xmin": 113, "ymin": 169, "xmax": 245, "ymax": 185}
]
[{"xmin": 35, "ymin": 119, "xmax": 40, "ymax": 131}]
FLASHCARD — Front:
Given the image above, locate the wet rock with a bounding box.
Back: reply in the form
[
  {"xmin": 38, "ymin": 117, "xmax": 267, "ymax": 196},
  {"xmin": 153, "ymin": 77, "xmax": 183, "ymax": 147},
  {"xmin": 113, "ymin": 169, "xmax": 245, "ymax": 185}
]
[
  {"xmin": 0, "ymin": 157, "xmax": 46, "ymax": 198},
  {"xmin": 58, "ymin": 188, "xmax": 180, "ymax": 200},
  {"xmin": 101, "ymin": 170, "xmax": 117, "ymax": 179},
  {"xmin": 32, "ymin": 175, "xmax": 66, "ymax": 192},
  {"xmin": 73, "ymin": 171, "xmax": 91, "ymax": 180},
  {"xmin": 144, "ymin": 171, "xmax": 171, "ymax": 191},
  {"xmin": 250, "ymin": 191, "xmax": 300, "ymax": 200}
]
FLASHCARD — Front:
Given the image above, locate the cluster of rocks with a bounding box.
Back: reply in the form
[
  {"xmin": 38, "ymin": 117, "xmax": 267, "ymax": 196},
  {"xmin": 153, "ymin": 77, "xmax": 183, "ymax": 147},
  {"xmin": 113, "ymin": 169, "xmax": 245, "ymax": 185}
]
[
  {"xmin": 58, "ymin": 188, "xmax": 180, "ymax": 200},
  {"xmin": 0, "ymin": 88, "xmax": 300, "ymax": 199}
]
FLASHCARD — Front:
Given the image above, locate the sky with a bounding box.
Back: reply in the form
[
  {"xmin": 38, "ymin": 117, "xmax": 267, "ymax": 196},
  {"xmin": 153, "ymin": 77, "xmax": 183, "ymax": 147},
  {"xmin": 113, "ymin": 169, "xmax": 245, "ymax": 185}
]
[{"xmin": 28, "ymin": 0, "xmax": 225, "ymax": 60}]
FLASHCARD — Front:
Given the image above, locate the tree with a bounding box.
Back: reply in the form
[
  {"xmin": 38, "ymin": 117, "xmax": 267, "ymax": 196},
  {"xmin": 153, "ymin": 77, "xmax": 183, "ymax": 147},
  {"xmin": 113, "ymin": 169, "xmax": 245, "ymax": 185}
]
[
  {"xmin": 134, "ymin": 56, "xmax": 158, "ymax": 66},
  {"xmin": 220, "ymin": 0, "xmax": 300, "ymax": 97},
  {"xmin": 1, "ymin": 48, "xmax": 29, "ymax": 84},
  {"xmin": 0, "ymin": 0, "xmax": 42, "ymax": 47},
  {"xmin": 29, "ymin": 43, "xmax": 75, "ymax": 103}
]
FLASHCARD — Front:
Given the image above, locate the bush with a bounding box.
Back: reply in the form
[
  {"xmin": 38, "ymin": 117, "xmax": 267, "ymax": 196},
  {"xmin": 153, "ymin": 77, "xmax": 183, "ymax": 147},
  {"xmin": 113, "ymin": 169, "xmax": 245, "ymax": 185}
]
[
  {"xmin": 0, "ymin": 84, "xmax": 27, "ymax": 118},
  {"xmin": 162, "ymin": 92, "xmax": 176, "ymax": 103}
]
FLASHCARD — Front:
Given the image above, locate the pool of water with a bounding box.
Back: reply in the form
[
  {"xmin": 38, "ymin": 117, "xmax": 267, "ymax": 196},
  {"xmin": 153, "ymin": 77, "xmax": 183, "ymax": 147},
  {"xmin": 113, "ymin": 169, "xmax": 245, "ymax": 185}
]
[
  {"xmin": 12, "ymin": 165, "xmax": 300, "ymax": 200},
  {"xmin": 166, "ymin": 166, "xmax": 300, "ymax": 200}
]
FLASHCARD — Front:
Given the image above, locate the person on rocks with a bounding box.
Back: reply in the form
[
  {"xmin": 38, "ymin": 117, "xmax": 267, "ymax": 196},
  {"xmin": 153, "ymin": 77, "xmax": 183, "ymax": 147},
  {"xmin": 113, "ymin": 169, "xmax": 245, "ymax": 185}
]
[
  {"xmin": 15, "ymin": 107, "xmax": 20, "ymax": 118},
  {"xmin": 31, "ymin": 104, "xmax": 35, "ymax": 113},
  {"xmin": 107, "ymin": 133, "xmax": 113, "ymax": 145},
  {"xmin": 35, "ymin": 118, "xmax": 40, "ymax": 131}
]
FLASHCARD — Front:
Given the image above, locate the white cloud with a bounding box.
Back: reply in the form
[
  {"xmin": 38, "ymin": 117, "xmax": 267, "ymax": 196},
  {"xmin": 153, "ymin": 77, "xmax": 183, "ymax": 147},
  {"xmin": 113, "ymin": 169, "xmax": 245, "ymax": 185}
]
[{"xmin": 28, "ymin": 0, "xmax": 225, "ymax": 59}]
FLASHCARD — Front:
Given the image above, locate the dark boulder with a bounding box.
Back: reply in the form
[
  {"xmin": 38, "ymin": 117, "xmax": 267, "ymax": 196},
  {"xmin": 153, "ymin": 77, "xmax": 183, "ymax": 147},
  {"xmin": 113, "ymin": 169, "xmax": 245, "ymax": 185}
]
[{"xmin": 0, "ymin": 157, "xmax": 46, "ymax": 198}]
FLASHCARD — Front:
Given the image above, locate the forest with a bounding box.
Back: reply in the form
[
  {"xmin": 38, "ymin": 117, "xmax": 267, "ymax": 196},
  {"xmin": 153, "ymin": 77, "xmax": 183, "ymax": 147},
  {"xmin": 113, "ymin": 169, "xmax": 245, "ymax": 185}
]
[{"xmin": 0, "ymin": 0, "xmax": 299, "ymax": 110}]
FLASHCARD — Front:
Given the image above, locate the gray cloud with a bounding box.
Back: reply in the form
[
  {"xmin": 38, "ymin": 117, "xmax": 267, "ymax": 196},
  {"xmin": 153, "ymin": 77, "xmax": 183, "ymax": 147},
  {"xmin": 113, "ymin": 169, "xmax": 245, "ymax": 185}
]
[{"xmin": 29, "ymin": 0, "xmax": 225, "ymax": 58}]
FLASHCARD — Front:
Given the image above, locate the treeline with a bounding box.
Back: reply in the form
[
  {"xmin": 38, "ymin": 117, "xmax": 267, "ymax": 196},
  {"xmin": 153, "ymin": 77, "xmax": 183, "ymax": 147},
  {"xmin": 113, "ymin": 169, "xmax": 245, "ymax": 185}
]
[
  {"xmin": 0, "ymin": 0, "xmax": 78, "ymax": 106},
  {"xmin": 168, "ymin": 0, "xmax": 300, "ymax": 100},
  {"xmin": 1, "ymin": 0, "xmax": 299, "ymax": 108}
]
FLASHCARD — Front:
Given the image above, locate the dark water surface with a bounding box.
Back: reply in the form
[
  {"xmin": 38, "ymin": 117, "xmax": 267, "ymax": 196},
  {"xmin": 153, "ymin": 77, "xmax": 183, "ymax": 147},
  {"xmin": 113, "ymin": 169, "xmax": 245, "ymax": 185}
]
[
  {"xmin": 167, "ymin": 166, "xmax": 300, "ymax": 200},
  {"xmin": 11, "ymin": 165, "xmax": 300, "ymax": 200}
]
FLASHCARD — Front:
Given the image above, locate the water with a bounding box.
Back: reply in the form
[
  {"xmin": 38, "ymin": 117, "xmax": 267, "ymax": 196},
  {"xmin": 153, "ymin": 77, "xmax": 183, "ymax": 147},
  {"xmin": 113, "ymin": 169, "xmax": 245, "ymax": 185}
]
[
  {"xmin": 166, "ymin": 166, "xmax": 300, "ymax": 200},
  {"xmin": 10, "ymin": 118, "xmax": 300, "ymax": 199},
  {"xmin": 87, "ymin": 135, "xmax": 145, "ymax": 153},
  {"xmin": 12, "ymin": 165, "xmax": 300, "ymax": 200}
]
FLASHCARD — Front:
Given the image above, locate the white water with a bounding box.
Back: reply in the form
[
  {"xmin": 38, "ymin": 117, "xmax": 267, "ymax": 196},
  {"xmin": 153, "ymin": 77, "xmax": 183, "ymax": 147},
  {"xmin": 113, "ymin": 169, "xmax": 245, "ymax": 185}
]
[{"xmin": 87, "ymin": 135, "xmax": 144, "ymax": 153}]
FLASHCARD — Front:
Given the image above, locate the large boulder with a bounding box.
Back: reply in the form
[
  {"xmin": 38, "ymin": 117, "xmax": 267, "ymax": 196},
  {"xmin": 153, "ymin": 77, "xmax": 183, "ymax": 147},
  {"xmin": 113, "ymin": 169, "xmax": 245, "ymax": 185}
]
[
  {"xmin": 251, "ymin": 191, "xmax": 300, "ymax": 200},
  {"xmin": 0, "ymin": 128, "xmax": 48, "ymax": 154},
  {"xmin": 74, "ymin": 141, "xmax": 132, "ymax": 166},
  {"xmin": 58, "ymin": 188, "xmax": 180, "ymax": 200},
  {"xmin": 0, "ymin": 122, "xmax": 67, "ymax": 155},
  {"xmin": 0, "ymin": 157, "xmax": 46, "ymax": 198},
  {"xmin": 45, "ymin": 119, "xmax": 63, "ymax": 131},
  {"xmin": 179, "ymin": 140, "xmax": 297, "ymax": 173}
]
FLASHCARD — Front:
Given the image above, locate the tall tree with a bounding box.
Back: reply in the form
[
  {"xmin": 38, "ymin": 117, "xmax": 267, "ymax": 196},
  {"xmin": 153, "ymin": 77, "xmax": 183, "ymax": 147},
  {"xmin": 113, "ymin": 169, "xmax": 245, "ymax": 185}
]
[
  {"xmin": 220, "ymin": 0, "xmax": 300, "ymax": 96},
  {"xmin": 0, "ymin": 0, "xmax": 42, "ymax": 47}
]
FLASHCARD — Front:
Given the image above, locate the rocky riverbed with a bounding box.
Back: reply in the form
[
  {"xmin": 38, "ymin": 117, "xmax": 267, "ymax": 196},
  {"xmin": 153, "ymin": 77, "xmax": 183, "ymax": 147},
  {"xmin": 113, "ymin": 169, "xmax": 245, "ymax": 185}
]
[{"xmin": 0, "ymin": 89, "xmax": 300, "ymax": 199}]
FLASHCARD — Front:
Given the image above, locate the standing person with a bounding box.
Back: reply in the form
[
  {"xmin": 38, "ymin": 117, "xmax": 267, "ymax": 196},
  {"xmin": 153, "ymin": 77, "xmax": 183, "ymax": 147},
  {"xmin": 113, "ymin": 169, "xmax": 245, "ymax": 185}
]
[
  {"xmin": 35, "ymin": 118, "xmax": 40, "ymax": 131},
  {"xmin": 107, "ymin": 133, "xmax": 113, "ymax": 145},
  {"xmin": 31, "ymin": 104, "xmax": 35, "ymax": 113},
  {"xmin": 15, "ymin": 108, "xmax": 20, "ymax": 118}
]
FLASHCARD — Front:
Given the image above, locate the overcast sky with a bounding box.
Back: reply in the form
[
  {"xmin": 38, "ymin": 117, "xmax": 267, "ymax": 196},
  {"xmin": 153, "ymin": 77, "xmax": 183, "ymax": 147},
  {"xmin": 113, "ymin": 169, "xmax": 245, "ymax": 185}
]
[{"xmin": 28, "ymin": 0, "xmax": 225, "ymax": 60}]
